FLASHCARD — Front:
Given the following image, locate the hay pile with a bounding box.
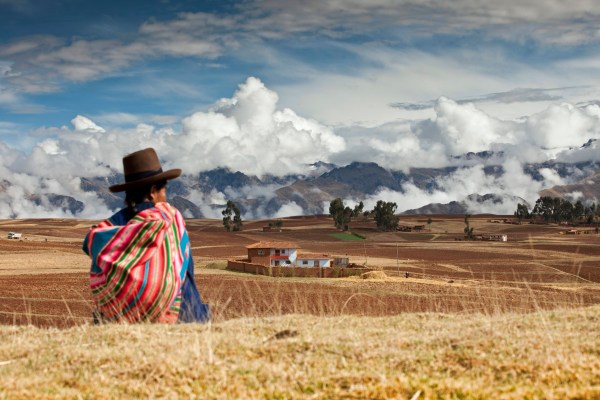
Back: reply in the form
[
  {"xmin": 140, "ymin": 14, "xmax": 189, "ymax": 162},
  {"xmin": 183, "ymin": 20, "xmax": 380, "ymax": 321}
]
[{"xmin": 360, "ymin": 271, "xmax": 388, "ymax": 280}]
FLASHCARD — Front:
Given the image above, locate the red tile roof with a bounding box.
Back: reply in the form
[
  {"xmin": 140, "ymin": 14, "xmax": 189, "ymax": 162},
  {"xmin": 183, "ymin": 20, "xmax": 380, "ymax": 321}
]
[{"xmin": 246, "ymin": 241, "xmax": 298, "ymax": 249}]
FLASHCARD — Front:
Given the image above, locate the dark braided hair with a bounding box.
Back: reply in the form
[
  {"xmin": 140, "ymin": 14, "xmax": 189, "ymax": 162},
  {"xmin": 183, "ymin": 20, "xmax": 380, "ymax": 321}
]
[{"xmin": 124, "ymin": 180, "xmax": 167, "ymax": 217}]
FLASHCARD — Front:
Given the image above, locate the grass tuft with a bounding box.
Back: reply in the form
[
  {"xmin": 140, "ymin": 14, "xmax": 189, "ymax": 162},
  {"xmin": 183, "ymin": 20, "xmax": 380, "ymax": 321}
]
[{"xmin": 203, "ymin": 261, "xmax": 228, "ymax": 270}]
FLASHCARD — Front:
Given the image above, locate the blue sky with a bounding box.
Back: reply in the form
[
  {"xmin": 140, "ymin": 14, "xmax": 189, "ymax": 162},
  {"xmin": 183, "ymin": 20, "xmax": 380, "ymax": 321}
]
[
  {"xmin": 3, "ymin": 0, "xmax": 600, "ymax": 143},
  {"xmin": 2, "ymin": 0, "xmax": 600, "ymax": 218}
]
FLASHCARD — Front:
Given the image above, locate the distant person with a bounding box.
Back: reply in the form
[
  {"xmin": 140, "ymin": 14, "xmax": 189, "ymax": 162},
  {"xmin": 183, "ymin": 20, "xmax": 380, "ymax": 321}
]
[{"xmin": 83, "ymin": 148, "xmax": 209, "ymax": 323}]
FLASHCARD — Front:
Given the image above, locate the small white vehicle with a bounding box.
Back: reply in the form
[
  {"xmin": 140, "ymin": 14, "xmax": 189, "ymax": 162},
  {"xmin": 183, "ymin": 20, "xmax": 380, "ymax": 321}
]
[{"xmin": 7, "ymin": 232, "xmax": 22, "ymax": 239}]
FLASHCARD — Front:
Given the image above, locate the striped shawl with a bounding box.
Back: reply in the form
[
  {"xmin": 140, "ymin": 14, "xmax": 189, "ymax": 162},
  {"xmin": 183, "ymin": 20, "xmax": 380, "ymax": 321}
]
[{"xmin": 85, "ymin": 202, "xmax": 190, "ymax": 323}]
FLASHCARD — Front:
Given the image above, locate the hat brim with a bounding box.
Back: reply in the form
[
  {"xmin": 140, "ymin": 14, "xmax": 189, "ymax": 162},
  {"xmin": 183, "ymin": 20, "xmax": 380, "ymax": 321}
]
[{"xmin": 109, "ymin": 168, "xmax": 182, "ymax": 193}]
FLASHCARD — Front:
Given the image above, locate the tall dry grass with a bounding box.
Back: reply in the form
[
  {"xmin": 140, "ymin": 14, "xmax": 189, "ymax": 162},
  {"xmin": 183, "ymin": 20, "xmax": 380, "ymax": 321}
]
[
  {"xmin": 1, "ymin": 305, "xmax": 600, "ymax": 399},
  {"xmin": 200, "ymin": 269, "xmax": 598, "ymax": 322}
]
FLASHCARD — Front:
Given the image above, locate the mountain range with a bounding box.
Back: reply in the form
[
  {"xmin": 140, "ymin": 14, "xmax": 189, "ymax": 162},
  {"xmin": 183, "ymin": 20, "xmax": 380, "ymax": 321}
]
[
  {"xmin": 4, "ymin": 145, "xmax": 598, "ymax": 218},
  {"xmin": 67, "ymin": 156, "xmax": 600, "ymax": 218}
]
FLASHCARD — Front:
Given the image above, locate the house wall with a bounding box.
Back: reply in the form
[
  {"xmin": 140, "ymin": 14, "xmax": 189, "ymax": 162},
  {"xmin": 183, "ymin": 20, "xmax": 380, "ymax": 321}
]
[
  {"xmin": 272, "ymin": 259, "xmax": 293, "ymax": 267},
  {"xmin": 247, "ymin": 247, "xmax": 297, "ymax": 266},
  {"xmin": 269, "ymin": 248, "xmax": 297, "ymax": 263},
  {"xmin": 478, "ymin": 234, "xmax": 508, "ymax": 242},
  {"xmin": 296, "ymin": 258, "xmax": 331, "ymax": 267},
  {"xmin": 247, "ymin": 248, "xmax": 271, "ymax": 265},
  {"xmin": 227, "ymin": 259, "xmax": 372, "ymax": 278},
  {"xmin": 227, "ymin": 260, "xmax": 268, "ymax": 275}
]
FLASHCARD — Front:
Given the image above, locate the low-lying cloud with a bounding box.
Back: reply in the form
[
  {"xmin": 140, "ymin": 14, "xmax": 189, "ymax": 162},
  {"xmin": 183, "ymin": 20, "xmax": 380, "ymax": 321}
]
[
  {"xmin": 337, "ymin": 96, "xmax": 600, "ymax": 171},
  {"xmin": 391, "ymin": 87, "xmax": 566, "ymax": 111},
  {"xmin": 358, "ymin": 159, "xmax": 569, "ymax": 215},
  {"xmin": 1, "ymin": 77, "xmax": 599, "ymax": 218}
]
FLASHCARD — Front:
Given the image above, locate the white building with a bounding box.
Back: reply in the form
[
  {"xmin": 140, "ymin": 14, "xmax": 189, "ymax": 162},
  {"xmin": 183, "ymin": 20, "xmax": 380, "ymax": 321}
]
[
  {"xmin": 246, "ymin": 241, "xmax": 298, "ymax": 267},
  {"xmin": 245, "ymin": 242, "xmax": 331, "ymax": 267},
  {"xmin": 296, "ymin": 254, "xmax": 332, "ymax": 268},
  {"xmin": 480, "ymin": 234, "xmax": 508, "ymax": 242}
]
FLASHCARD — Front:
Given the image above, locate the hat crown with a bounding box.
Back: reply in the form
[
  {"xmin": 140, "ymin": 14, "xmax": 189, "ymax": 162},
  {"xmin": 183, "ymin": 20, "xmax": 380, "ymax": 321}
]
[
  {"xmin": 123, "ymin": 148, "xmax": 162, "ymax": 181},
  {"xmin": 108, "ymin": 147, "xmax": 181, "ymax": 193}
]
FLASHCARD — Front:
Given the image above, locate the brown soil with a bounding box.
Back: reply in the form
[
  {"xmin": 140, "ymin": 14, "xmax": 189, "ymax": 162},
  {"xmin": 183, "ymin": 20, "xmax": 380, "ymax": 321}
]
[
  {"xmin": 1, "ymin": 271, "xmax": 598, "ymax": 328},
  {"xmin": 1, "ymin": 215, "xmax": 599, "ymax": 328}
]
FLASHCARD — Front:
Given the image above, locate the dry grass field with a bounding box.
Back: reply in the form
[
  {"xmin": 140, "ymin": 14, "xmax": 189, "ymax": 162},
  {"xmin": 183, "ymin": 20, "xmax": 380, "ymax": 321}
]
[
  {"xmin": 1, "ymin": 214, "xmax": 599, "ymax": 398},
  {"xmin": 2, "ymin": 307, "xmax": 600, "ymax": 399}
]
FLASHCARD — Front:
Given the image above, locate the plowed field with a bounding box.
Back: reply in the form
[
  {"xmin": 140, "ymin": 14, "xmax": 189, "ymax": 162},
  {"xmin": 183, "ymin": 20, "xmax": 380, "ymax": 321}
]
[{"xmin": 1, "ymin": 215, "xmax": 599, "ymax": 328}]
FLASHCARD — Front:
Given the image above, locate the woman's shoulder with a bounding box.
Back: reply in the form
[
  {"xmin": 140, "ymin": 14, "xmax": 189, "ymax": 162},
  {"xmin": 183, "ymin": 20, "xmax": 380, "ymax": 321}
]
[
  {"xmin": 107, "ymin": 207, "xmax": 131, "ymax": 226},
  {"xmin": 152, "ymin": 202, "xmax": 186, "ymax": 226}
]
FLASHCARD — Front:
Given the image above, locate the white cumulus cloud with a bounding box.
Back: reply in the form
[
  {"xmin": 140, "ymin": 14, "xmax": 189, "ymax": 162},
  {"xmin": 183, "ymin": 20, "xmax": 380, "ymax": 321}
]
[
  {"xmin": 273, "ymin": 202, "xmax": 304, "ymax": 218},
  {"xmin": 71, "ymin": 115, "xmax": 106, "ymax": 133},
  {"xmin": 165, "ymin": 77, "xmax": 346, "ymax": 177}
]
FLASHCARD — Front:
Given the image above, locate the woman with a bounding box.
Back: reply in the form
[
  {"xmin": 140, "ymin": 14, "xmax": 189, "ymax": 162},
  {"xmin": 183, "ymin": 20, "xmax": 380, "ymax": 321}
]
[{"xmin": 83, "ymin": 148, "xmax": 209, "ymax": 323}]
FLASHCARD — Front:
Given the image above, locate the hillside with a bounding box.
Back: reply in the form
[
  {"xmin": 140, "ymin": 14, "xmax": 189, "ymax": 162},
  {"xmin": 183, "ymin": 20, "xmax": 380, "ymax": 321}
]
[
  {"xmin": 1, "ymin": 307, "xmax": 599, "ymax": 398},
  {"xmin": 540, "ymin": 171, "xmax": 600, "ymax": 201}
]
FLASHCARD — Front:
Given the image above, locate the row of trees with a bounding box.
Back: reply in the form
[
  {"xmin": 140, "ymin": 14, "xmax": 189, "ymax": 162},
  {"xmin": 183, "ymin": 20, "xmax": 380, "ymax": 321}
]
[
  {"xmin": 329, "ymin": 198, "xmax": 399, "ymax": 231},
  {"xmin": 218, "ymin": 195, "xmax": 600, "ymax": 234},
  {"xmin": 515, "ymin": 197, "xmax": 600, "ymax": 224},
  {"xmin": 221, "ymin": 197, "xmax": 401, "ymax": 233},
  {"xmin": 221, "ymin": 202, "xmax": 284, "ymax": 232}
]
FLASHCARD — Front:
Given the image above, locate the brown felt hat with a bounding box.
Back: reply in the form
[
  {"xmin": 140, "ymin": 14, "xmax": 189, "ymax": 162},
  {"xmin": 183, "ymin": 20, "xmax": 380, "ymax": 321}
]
[{"xmin": 109, "ymin": 148, "xmax": 181, "ymax": 193}]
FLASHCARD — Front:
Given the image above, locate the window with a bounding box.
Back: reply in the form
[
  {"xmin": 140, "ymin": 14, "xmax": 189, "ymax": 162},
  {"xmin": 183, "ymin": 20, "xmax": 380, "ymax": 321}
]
[
  {"xmin": 257, "ymin": 250, "xmax": 265, "ymax": 255},
  {"xmin": 302, "ymin": 260, "xmax": 309, "ymax": 265}
]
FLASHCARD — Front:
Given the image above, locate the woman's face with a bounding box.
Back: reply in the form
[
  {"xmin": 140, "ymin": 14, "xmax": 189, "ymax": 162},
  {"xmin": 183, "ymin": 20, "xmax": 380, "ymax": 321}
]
[{"xmin": 150, "ymin": 185, "xmax": 167, "ymax": 204}]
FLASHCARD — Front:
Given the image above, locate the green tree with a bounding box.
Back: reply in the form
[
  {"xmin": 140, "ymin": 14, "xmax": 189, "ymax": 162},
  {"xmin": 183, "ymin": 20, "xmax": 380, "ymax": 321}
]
[
  {"xmin": 514, "ymin": 203, "xmax": 530, "ymax": 221},
  {"xmin": 373, "ymin": 200, "xmax": 399, "ymax": 231},
  {"xmin": 532, "ymin": 196, "xmax": 556, "ymax": 222},
  {"xmin": 427, "ymin": 217, "xmax": 433, "ymax": 231},
  {"xmin": 464, "ymin": 214, "xmax": 474, "ymax": 239},
  {"xmin": 222, "ymin": 200, "xmax": 243, "ymax": 232},
  {"xmin": 557, "ymin": 199, "xmax": 573, "ymax": 223},
  {"xmin": 573, "ymin": 200, "xmax": 584, "ymax": 223},
  {"xmin": 269, "ymin": 219, "xmax": 283, "ymax": 228},
  {"xmin": 584, "ymin": 203, "xmax": 595, "ymax": 224},
  {"xmin": 352, "ymin": 201, "xmax": 364, "ymax": 217},
  {"xmin": 531, "ymin": 196, "xmax": 578, "ymax": 224},
  {"xmin": 329, "ymin": 198, "xmax": 352, "ymax": 230}
]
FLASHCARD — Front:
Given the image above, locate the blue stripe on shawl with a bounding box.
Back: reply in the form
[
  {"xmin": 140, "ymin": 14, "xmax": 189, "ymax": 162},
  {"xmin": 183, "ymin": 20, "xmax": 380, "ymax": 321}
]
[
  {"xmin": 179, "ymin": 231, "xmax": 190, "ymax": 280},
  {"xmin": 89, "ymin": 227, "xmax": 120, "ymax": 274}
]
